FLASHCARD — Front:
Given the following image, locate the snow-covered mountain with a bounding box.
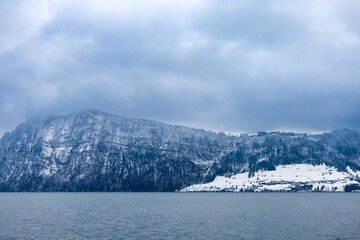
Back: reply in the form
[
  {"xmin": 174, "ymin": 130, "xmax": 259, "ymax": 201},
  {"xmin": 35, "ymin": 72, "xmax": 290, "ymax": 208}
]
[{"xmin": 0, "ymin": 110, "xmax": 359, "ymax": 192}]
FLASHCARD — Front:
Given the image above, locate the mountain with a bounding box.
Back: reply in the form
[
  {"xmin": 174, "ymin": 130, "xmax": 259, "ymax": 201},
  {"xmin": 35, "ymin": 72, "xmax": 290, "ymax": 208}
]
[{"xmin": 0, "ymin": 110, "xmax": 359, "ymax": 192}]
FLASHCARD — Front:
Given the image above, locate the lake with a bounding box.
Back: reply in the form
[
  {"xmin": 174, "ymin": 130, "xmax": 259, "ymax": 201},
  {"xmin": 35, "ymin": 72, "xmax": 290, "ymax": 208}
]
[{"xmin": 0, "ymin": 193, "xmax": 359, "ymax": 239}]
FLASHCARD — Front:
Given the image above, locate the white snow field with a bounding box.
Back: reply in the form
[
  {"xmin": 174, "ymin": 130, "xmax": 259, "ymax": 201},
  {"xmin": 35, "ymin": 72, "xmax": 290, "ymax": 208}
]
[{"xmin": 181, "ymin": 164, "xmax": 360, "ymax": 192}]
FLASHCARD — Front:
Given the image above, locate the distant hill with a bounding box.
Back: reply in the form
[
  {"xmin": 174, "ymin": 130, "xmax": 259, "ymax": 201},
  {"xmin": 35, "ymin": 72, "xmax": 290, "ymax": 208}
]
[{"xmin": 0, "ymin": 110, "xmax": 359, "ymax": 192}]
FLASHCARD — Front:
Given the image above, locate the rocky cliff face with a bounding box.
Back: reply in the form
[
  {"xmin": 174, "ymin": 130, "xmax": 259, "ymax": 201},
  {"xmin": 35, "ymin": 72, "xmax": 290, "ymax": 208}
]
[
  {"xmin": 0, "ymin": 110, "xmax": 359, "ymax": 191},
  {"xmin": 0, "ymin": 110, "xmax": 238, "ymax": 191}
]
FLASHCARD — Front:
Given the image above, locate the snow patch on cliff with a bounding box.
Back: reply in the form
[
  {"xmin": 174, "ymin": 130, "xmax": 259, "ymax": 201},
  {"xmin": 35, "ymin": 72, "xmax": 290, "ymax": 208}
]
[
  {"xmin": 40, "ymin": 161, "xmax": 58, "ymax": 176},
  {"xmin": 42, "ymin": 144, "xmax": 53, "ymax": 157}
]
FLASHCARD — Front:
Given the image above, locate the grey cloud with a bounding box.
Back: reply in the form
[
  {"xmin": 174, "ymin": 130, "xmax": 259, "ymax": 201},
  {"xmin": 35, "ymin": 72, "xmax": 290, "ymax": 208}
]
[
  {"xmin": 193, "ymin": 1, "xmax": 305, "ymax": 47},
  {"xmin": 0, "ymin": 1, "xmax": 360, "ymax": 136}
]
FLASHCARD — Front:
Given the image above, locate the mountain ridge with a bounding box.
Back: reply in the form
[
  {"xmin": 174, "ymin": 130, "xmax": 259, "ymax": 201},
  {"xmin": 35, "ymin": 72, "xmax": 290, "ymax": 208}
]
[{"xmin": 0, "ymin": 110, "xmax": 359, "ymax": 192}]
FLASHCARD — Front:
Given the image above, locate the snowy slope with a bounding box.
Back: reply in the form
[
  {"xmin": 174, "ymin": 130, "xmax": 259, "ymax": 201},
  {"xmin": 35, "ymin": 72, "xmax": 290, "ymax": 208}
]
[{"xmin": 181, "ymin": 164, "xmax": 360, "ymax": 192}]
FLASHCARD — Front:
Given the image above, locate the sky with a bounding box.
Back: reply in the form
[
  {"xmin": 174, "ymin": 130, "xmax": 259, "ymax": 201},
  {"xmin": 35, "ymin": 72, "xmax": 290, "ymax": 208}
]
[{"xmin": 1, "ymin": 0, "xmax": 360, "ymax": 136}]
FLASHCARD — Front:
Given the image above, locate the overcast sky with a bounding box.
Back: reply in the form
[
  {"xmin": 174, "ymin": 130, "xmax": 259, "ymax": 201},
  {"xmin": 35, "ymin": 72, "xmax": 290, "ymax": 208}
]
[{"xmin": 1, "ymin": 0, "xmax": 360, "ymax": 136}]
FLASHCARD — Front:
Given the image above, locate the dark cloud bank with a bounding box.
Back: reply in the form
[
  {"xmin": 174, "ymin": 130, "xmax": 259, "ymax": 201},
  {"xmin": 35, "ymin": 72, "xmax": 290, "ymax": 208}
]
[{"xmin": 1, "ymin": 0, "xmax": 360, "ymax": 136}]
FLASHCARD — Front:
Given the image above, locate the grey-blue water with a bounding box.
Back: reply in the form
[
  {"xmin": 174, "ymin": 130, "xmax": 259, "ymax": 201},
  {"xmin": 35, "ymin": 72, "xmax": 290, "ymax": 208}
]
[{"xmin": 0, "ymin": 193, "xmax": 359, "ymax": 240}]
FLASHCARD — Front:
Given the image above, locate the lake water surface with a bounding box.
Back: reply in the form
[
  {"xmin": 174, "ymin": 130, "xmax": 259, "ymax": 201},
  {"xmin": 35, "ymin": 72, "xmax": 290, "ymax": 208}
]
[{"xmin": 0, "ymin": 193, "xmax": 359, "ymax": 239}]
